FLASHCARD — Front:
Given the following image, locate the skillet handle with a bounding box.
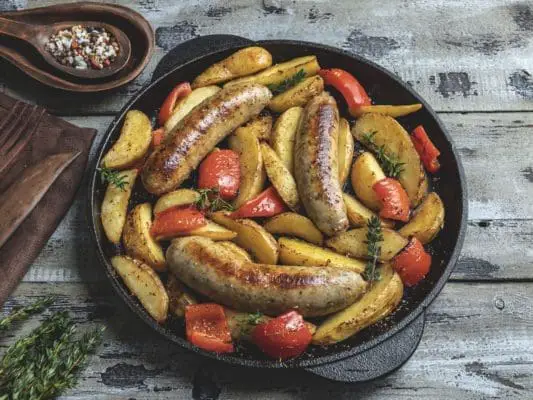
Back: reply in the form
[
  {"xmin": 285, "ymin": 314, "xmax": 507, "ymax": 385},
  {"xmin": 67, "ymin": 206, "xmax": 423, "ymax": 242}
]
[
  {"xmin": 304, "ymin": 312, "xmax": 425, "ymax": 382},
  {"xmin": 151, "ymin": 34, "xmax": 254, "ymax": 82}
]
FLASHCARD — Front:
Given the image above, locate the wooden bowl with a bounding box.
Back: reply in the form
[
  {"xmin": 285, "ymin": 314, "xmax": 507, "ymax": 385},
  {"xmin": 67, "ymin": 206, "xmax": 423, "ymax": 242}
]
[{"xmin": 0, "ymin": 2, "xmax": 154, "ymax": 92}]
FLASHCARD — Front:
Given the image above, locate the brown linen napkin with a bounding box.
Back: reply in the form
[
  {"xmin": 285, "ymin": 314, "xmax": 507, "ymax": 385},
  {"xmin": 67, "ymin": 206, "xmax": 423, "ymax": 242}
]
[{"xmin": 0, "ymin": 93, "xmax": 96, "ymax": 305}]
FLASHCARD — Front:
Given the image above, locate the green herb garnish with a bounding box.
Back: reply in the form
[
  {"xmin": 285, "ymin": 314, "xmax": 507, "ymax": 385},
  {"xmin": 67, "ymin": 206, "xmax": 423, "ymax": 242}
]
[
  {"xmin": 0, "ymin": 296, "xmax": 54, "ymax": 332},
  {"xmin": 247, "ymin": 312, "xmax": 263, "ymax": 326},
  {"xmin": 361, "ymin": 131, "xmax": 405, "ymax": 179},
  {"xmin": 267, "ymin": 69, "xmax": 306, "ymax": 95},
  {"xmin": 195, "ymin": 188, "xmax": 235, "ymax": 212},
  {"xmin": 363, "ymin": 216, "xmax": 383, "ymax": 285},
  {"xmin": 98, "ymin": 167, "xmax": 129, "ymax": 191}
]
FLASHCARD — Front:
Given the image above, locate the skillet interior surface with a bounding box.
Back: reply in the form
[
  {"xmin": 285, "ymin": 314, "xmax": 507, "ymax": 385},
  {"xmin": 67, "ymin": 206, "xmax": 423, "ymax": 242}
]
[{"xmin": 88, "ymin": 40, "xmax": 467, "ymax": 368}]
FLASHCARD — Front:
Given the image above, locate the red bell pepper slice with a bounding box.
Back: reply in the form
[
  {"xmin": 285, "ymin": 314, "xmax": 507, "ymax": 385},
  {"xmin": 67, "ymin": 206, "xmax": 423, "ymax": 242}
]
[
  {"xmin": 185, "ymin": 303, "xmax": 234, "ymax": 353},
  {"xmin": 392, "ymin": 237, "xmax": 431, "ymax": 286},
  {"xmin": 198, "ymin": 149, "xmax": 241, "ymax": 201},
  {"xmin": 411, "ymin": 125, "xmax": 441, "ymax": 173},
  {"xmin": 318, "ymin": 68, "xmax": 371, "ymax": 115},
  {"xmin": 158, "ymin": 82, "xmax": 192, "ymax": 125},
  {"xmin": 152, "ymin": 127, "xmax": 165, "ymax": 147},
  {"xmin": 150, "ymin": 206, "xmax": 206, "ymax": 240},
  {"xmin": 251, "ymin": 311, "xmax": 312, "ymax": 360},
  {"xmin": 229, "ymin": 186, "xmax": 288, "ymax": 219},
  {"xmin": 373, "ymin": 178, "xmax": 410, "ymax": 222}
]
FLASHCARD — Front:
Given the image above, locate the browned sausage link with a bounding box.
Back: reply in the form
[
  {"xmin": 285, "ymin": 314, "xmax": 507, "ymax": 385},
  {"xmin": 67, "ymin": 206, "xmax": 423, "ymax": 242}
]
[
  {"xmin": 142, "ymin": 83, "xmax": 272, "ymax": 195},
  {"xmin": 167, "ymin": 236, "xmax": 367, "ymax": 317},
  {"xmin": 295, "ymin": 92, "xmax": 348, "ymax": 236}
]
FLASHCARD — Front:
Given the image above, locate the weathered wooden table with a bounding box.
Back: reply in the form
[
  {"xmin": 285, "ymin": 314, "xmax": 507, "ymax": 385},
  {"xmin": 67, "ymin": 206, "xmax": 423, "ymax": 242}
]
[{"xmin": 1, "ymin": 1, "xmax": 532, "ymax": 398}]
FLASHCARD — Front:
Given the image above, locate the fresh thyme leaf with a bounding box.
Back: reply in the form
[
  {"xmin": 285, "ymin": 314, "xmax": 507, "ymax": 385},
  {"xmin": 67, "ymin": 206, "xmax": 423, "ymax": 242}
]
[
  {"xmin": 98, "ymin": 167, "xmax": 129, "ymax": 191},
  {"xmin": 267, "ymin": 69, "xmax": 306, "ymax": 95},
  {"xmin": 195, "ymin": 188, "xmax": 235, "ymax": 212},
  {"xmin": 0, "ymin": 296, "xmax": 54, "ymax": 332},
  {"xmin": 247, "ymin": 312, "xmax": 263, "ymax": 326},
  {"xmin": 363, "ymin": 216, "xmax": 383, "ymax": 285},
  {"xmin": 361, "ymin": 131, "xmax": 405, "ymax": 179}
]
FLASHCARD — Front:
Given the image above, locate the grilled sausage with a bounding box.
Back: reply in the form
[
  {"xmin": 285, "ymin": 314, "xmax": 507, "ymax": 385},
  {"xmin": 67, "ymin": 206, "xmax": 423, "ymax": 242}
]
[
  {"xmin": 294, "ymin": 92, "xmax": 349, "ymax": 236},
  {"xmin": 167, "ymin": 236, "xmax": 367, "ymax": 317},
  {"xmin": 142, "ymin": 83, "xmax": 272, "ymax": 195}
]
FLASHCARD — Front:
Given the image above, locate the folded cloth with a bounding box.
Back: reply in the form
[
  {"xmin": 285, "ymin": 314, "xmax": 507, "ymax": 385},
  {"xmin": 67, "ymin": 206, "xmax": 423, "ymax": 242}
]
[{"xmin": 0, "ymin": 93, "xmax": 96, "ymax": 305}]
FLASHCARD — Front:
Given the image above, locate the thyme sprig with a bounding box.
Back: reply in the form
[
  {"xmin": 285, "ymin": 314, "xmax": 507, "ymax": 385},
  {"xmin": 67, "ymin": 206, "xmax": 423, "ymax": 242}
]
[
  {"xmin": 267, "ymin": 69, "xmax": 306, "ymax": 95},
  {"xmin": 195, "ymin": 188, "xmax": 235, "ymax": 213},
  {"xmin": 0, "ymin": 296, "xmax": 54, "ymax": 332},
  {"xmin": 98, "ymin": 167, "xmax": 129, "ymax": 191},
  {"xmin": 361, "ymin": 131, "xmax": 405, "ymax": 179},
  {"xmin": 247, "ymin": 312, "xmax": 263, "ymax": 326},
  {"xmin": 363, "ymin": 216, "xmax": 383, "ymax": 285}
]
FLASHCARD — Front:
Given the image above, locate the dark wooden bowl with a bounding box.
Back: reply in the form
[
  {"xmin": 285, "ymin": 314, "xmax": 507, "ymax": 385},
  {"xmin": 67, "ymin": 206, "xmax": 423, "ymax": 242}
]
[{"xmin": 0, "ymin": 2, "xmax": 154, "ymax": 92}]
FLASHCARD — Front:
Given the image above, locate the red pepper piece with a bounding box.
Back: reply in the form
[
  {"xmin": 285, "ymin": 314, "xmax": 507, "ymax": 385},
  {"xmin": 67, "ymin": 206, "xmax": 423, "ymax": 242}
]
[
  {"xmin": 373, "ymin": 178, "xmax": 410, "ymax": 222},
  {"xmin": 152, "ymin": 127, "xmax": 165, "ymax": 147},
  {"xmin": 318, "ymin": 68, "xmax": 371, "ymax": 115},
  {"xmin": 158, "ymin": 82, "xmax": 192, "ymax": 125},
  {"xmin": 150, "ymin": 206, "xmax": 206, "ymax": 240},
  {"xmin": 185, "ymin": 303, "xmax": 234, "ymax": 353},
  {"xmin": 198, "ymin": 149, "xmax": 241, "ymax": 200},
  {"xmin": 411, "ymin": 125, "xmax": 441, "ymax": 173},
  {"xmin": 392, "ymin": 237, "xmax": 432, "ymax": 286},
  {"xmin": 229, "ymin": 186, "xmax": 288, "ymax": 219},
  {"xmin": 251, "ymin": 311, "xmax": 312, "ymax": 360}
]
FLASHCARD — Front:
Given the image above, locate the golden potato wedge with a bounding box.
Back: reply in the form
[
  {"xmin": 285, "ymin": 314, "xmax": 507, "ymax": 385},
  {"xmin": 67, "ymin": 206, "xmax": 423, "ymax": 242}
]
[
  {"xmin": 123, "ymin": 203, "xmax": 166, "ymax": 271},
  {"xmin": 260, "ymin": 143, "xmax": 301, "ymax": 211},
  {"xmin": 192, "ymin": 47, "xmax": 272, "ymax": 88},
  {"xmin": 225, "ymin": 55, "xmax": 320, "ymax": 88},
  {"xmin": 217, "ymin": 241, "xmax": 253, "ymax": 262},
  {"xmin": 268, "ymin": 76, "xmax": 324, "ymax": 113},
  {"xmin": 101, "ymin": 169, "xmax": 138, "ymax": 244},
  {"xmin": 399, "ymin": 192, "xmax": 445, "ymax": 244},
  {"xmin": 101, "ymin": 110, "xmax": 152, "ymax": 169},
  {"xmin": 352, "ymin": 104, "xmax": 422, "ymax": 118},
  {"xmin": 270, "ymin": 106, "xmax": 302, "ymax": 174},
  {"xmin": 210, "ymin": 212, "xmax": 279, "ymax": 264},
  {"xmin": 326, "ymin": 227, "xmax": 408, "ymax": 261},
  {"xmin": 166, "ymin": 274, "xmax": 197, "ymax": 318},
  {"xmin": 278, "ymin": 237, "xmax": 365, "ymax": 273},
  {"xmin": 111, "ymin": 256, "xmax": 169, "ymax": 323},
  {"xmin": 264, "ymin": 212, "xmax": 323, "ymax": 245},
  {"xmin": 229, "ymin": 123, "xmax": 266, "ymax": 208},
  {"xmin": 164, "ymin": 85, "xmax": 221, "ymax": 134},
  {"xmin": 312, "ymin": 263, "xmax": 403, "ymax": 345},
  {"xmin": 343, "ymin": 193, "xmax": 394, "ymax": 228},
  {"xmin": 188, "ymin": 220, "xmax": 237, "ymax": 241},
  {"xmin": 225, "ymin": 308, "xmax": 316, "ymax": 341},
  {"xmin": 153, "ymin": 189, "xmax": 200, "ymax": 214},
  {"xmin": 351, "ymin": 152, "xmax": 386, "ymax": 211},
  {"xmin": 235, "ymin": 114, "xmax": 273, "ymax": 141},
  {"xmin": 353, "ymin": 113, "xmax": 427, "ymax": 206},
  {"xmin": 337, "ymin": 118, "xmax": 354, "ymax": 188}
]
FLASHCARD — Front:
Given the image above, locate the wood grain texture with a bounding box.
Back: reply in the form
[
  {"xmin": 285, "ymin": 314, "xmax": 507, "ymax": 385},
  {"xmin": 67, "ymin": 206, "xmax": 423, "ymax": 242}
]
[
  {"xmin": 1, "ymin": 282, "xmax": 531, "ymax": 399},
  {"xmin": 0, "ymin": 0, "xmax": 532, "ymax": 113}
]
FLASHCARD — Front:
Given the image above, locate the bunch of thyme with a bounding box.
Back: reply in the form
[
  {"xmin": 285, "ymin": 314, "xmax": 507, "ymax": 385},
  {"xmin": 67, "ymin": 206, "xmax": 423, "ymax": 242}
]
[
  {"xmin": 361, "ymin": 132, "xmax": 405, "ymax": 179},
  {"xmin": 363, "ymin": 216, "xmax": 383, "ymax": 285},
  {"xmin": 267, "ymin": 69, "xmax": 306, "ymax": 95},
  {"xmin": 195, "ymin": 188, "xmax": 234, "ymax": 212},
  {"xmin": 98, "ymin": 167, "xmax": 129, "ymax": 191}
]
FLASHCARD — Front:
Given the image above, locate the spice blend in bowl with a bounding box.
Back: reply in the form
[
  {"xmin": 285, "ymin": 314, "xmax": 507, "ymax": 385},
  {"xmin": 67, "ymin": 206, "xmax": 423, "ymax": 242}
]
[{"xmin": 45, "ymin": 25, "xmax": 120, "ymax": 70}]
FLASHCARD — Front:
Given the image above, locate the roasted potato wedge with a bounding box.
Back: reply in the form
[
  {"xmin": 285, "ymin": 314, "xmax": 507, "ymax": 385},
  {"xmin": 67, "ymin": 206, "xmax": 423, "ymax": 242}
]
[
  {"xmin": 229, "ymin": 123, "xmax": 267, "ymax": 208},
  {"xmin": 399, "ymin": 192, "xmax": 445, "ymax": 244},
  {"xmin": 312, "ymin": 263, "xmax": 403, "ymax": 345},
  {"xmin": 111, "ymin": 256, "xmax": 169, "ymax": 323},
  {"xmin": 278, "ymin": 237, "xmax": 365, "ymax": 273},
  {"xmin": 164, "ymin": 85, "xmax": 221, "ymax": 134},
  {"xmin": 192, "ymin": 47, "xmax": 272, "ymax": 88},
  {"xmin": 123, "ymin": 203, "xmax": 166, "ymax": 271},
  {"xmin": 343, "ymin": 193, "xmax": 393, "ymax": 228},
  {"xmin": 353, "ymin": 113, "xmax": 427, "ymax": 206},
  {"xmin": 217, "ymin": 241, "xmax": 253, "ymax": 262},
  {"xmin": 337, "ymin": 118, "xmax": 354, "ymax": 188},
  {"xmin": 153, "ymin": 189, "xmax": 200, "ymax": 214},
  {"xmin": 351, "ymin": 152, "xmax": 386, "ymax": 211},
  {"xmin": 225, "ymin": 55, "xmax": 320, "ymax": 88},
  {"xmin": 326, "ymin": 227, "xmax": 408, "ymax": 261},
  {"xmin": 269, "ymin": 76, "xmax": 324, "ymax": 113},
  {"xmin": 166, "ymin": 274, "xmax": 197, "ymax": 318},
  {"xmin": 237, "ymin": 114, "xmax": 273, "ymax": 141},
  {"xmin": 264, "ymin": 212, "xmax": 324, "ymax": 245},
  {"xmin": 352, "ymin": 104, "xmax": 422, "ymax": 118},
  {"xmin": 210, "ymin": 212, "xmax": 279, "ymax": 264},
  {"xmin": 101, "ymin": 169, "xmax": 138, "ymax": 244},
  {"xmin": 270, "ymin": 106, "xmax": 302, "ymax": 174},
  {"xmin": 101, "ymin": 110, "xmax": 152, "ymax": 169},
  {"xmin": 187, "ymin": 220, "xmax": 237, "ymax": 241},
  {"xmin": 260, "ymin": 143, "xmax": 301, "ymax": 211}
]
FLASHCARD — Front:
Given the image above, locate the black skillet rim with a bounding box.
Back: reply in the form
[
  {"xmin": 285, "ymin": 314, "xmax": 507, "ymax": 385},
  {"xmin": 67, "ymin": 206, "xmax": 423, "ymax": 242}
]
[{"xmin": 88, "ymin": 39, "xmax": 468, "ymax": 369}]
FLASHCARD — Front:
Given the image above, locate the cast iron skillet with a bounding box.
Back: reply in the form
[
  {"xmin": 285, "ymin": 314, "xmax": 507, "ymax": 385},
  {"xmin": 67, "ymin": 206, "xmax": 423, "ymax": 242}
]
[{"xmin": 88, "ymin": 39, "xmax": 467, "ymax": 369}]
